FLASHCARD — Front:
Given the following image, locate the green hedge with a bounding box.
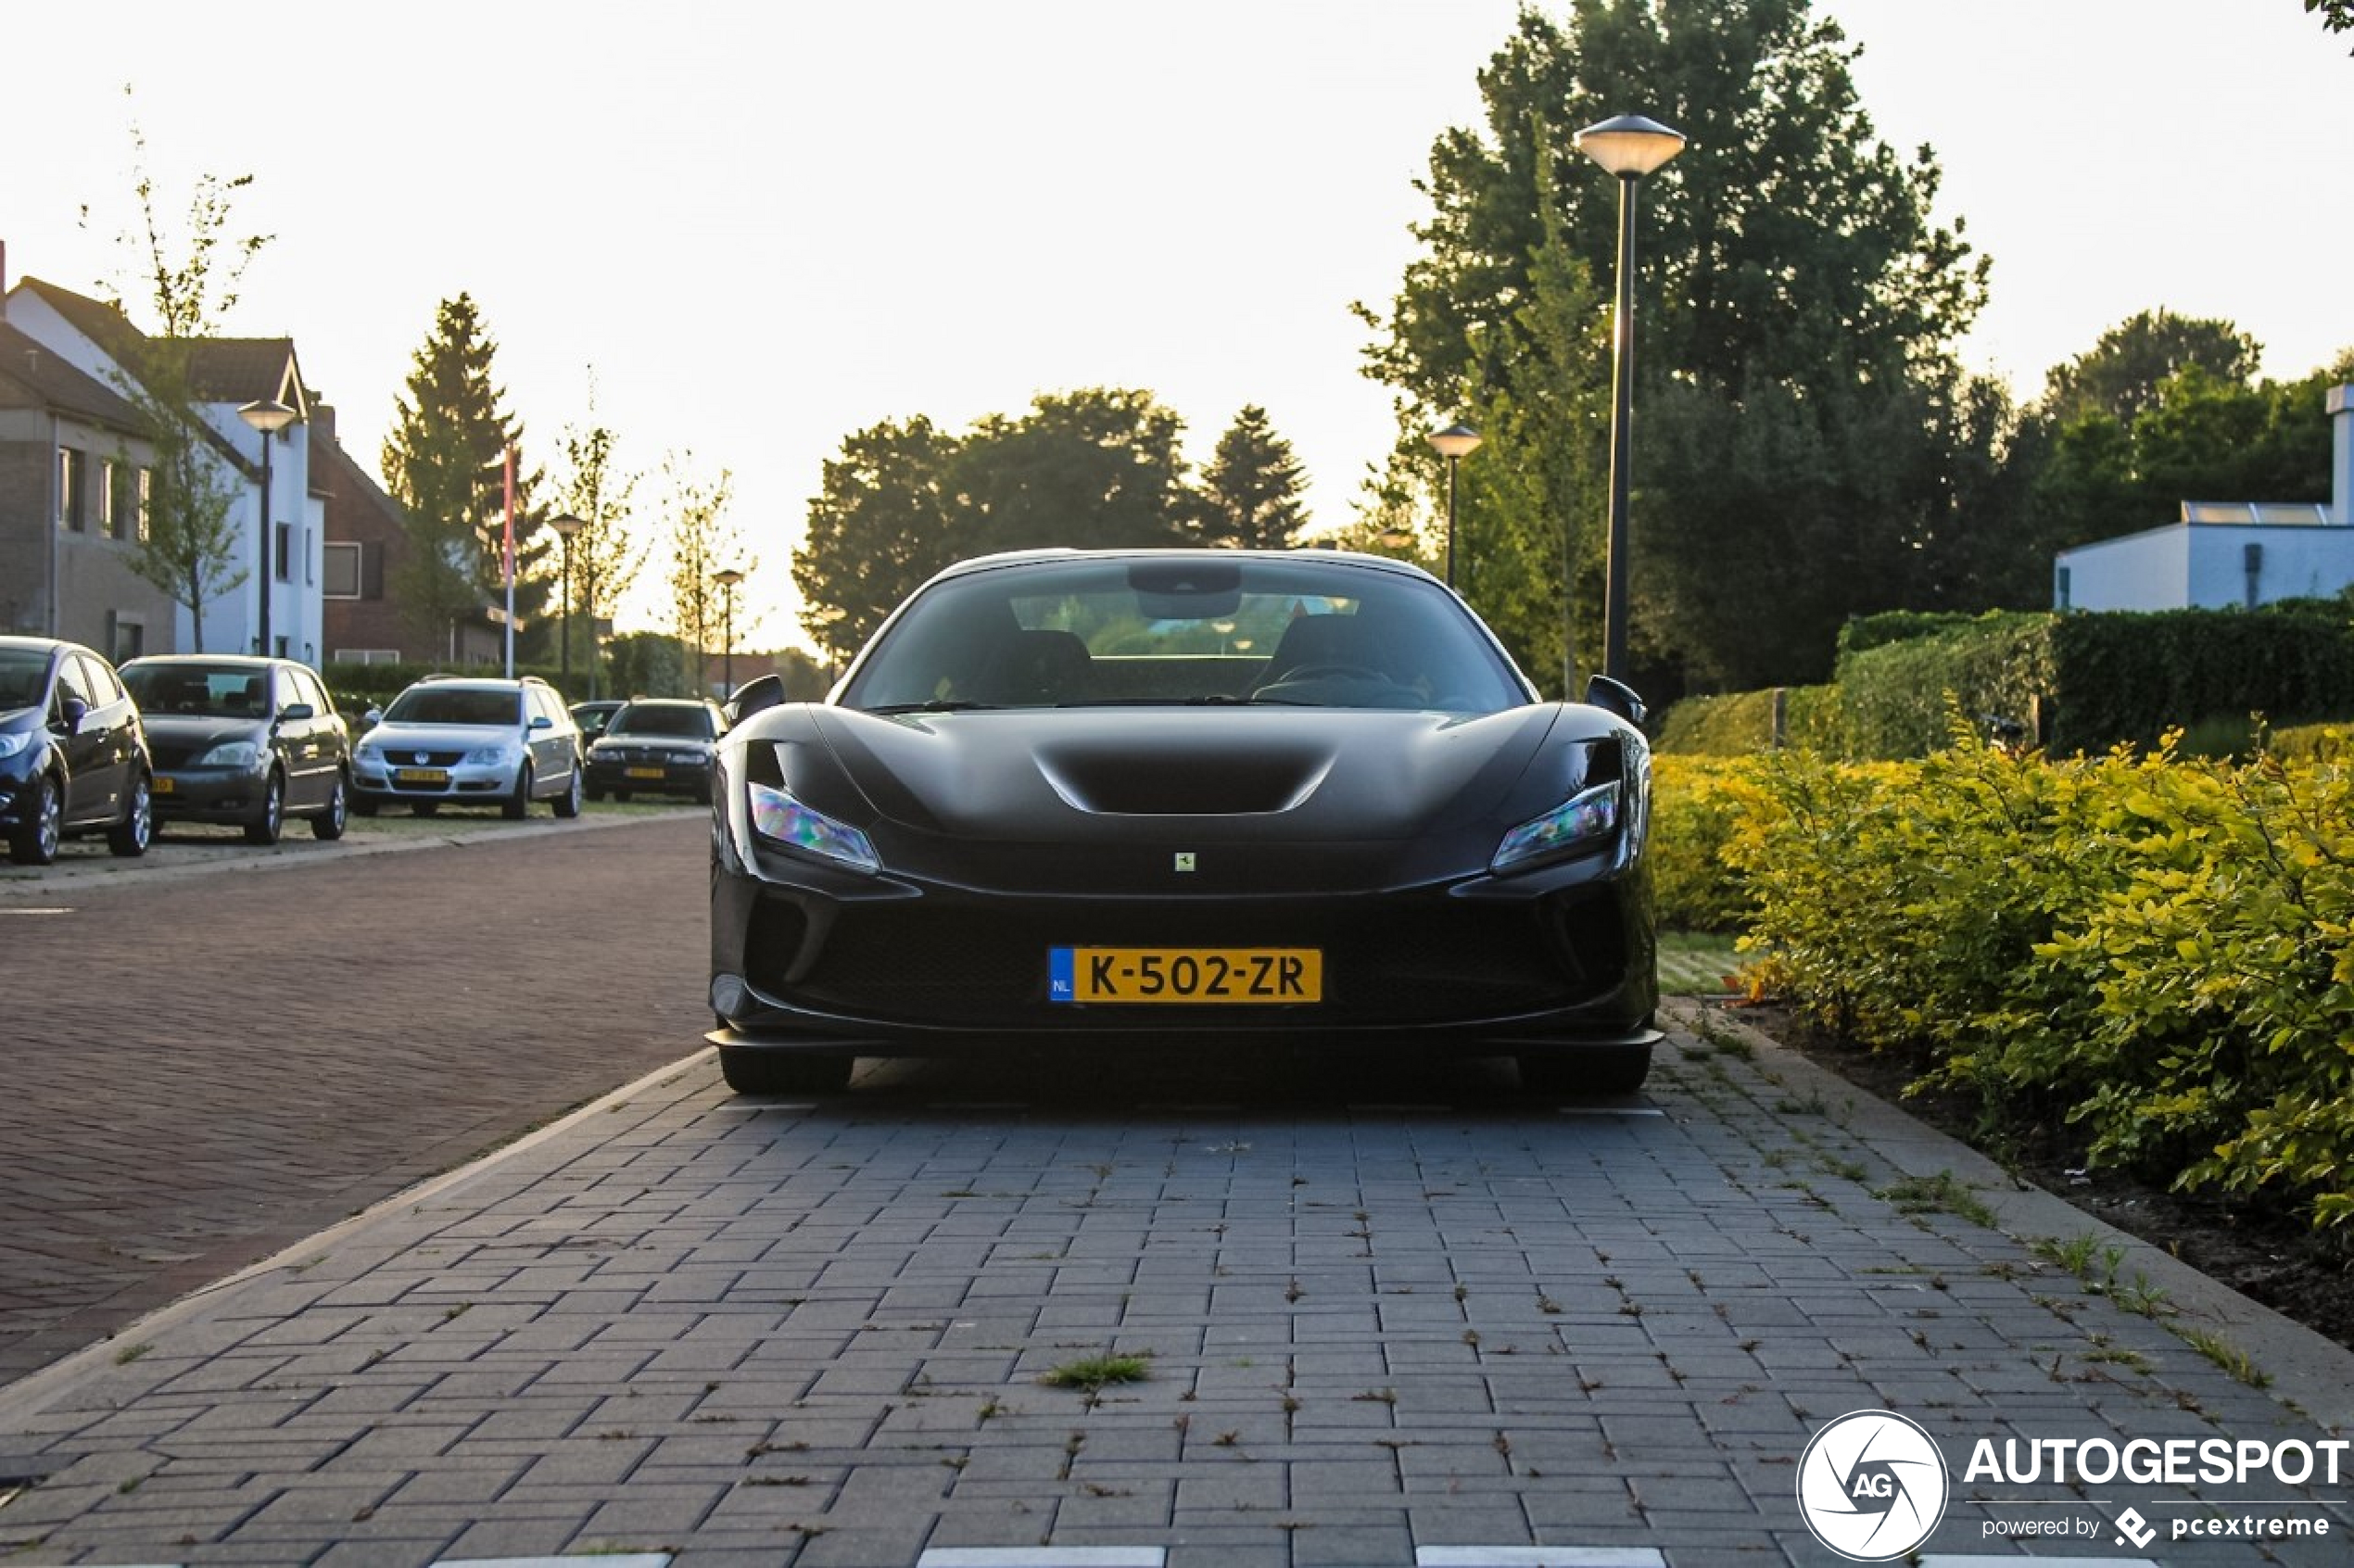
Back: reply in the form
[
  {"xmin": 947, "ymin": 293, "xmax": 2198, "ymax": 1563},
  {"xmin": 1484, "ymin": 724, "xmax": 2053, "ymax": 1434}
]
[{"xmin": 1659, "ymin": 604, "xmax": 2354, "ymax": 761}]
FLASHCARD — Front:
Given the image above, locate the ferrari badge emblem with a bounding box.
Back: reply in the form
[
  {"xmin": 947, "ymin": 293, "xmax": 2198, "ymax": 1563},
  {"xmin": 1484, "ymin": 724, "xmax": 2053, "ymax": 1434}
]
[{"xmin": 1173, "ymin": 852, "xmax": 1196, "ymax": 873}]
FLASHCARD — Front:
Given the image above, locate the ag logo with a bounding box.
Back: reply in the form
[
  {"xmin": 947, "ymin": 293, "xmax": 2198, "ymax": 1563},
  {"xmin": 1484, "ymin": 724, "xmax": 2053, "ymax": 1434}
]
[{"xmin": 1796, "ymin": 1409, "xmax": 1949, "ymax": 1561}]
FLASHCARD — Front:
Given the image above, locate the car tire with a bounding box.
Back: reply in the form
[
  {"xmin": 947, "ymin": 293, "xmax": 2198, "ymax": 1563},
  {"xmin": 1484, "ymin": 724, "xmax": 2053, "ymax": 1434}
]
[
  {"xmin": 108, "ymin": 772, "xmax": 153, "ymax": 858},
  {"xmin": 720, "ymin": 1048, "xmax": 854, "ymax": 1095},
  {"xmin": 7, "ymin": 772, "xmax": 60, "ymax": 866},
  {"xmin": 411, "ymin": 801, "xmax": 439, "ymax": 817},
  {"xmin": 244, "ymin": 770, "xmax": 285, "ymax": 845},
  {"xmin": 352, "ymin": 793, "xmax": 381, "ymax": 817},
  {"xmin": 503, "ymin": 764, "xmax": 533, "ymax": 821},
  {"xmin": 553, "ymin": 764, "xmax": 584, "ymax": 818},
  {"xmin": 1517, "ymin": 1048, "xmax": 1650, "ymax": 1098},
  {"xmin": 614, "ymin": 789, "xmax": 631, "ymax": 803},
  {"xmin": 311, "ymin": 774, "xmax": 349, "ymax": 841}
]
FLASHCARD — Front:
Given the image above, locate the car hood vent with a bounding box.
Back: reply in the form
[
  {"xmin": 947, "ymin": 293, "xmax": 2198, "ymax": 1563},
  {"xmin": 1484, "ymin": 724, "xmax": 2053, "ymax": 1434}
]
[{"xmin": 1034, "ymin": 732, "xmax": 1335, "ymax": 816}]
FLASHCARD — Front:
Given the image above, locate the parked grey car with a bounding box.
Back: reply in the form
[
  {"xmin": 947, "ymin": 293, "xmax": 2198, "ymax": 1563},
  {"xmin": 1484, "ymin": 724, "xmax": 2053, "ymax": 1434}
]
[
  {"xmin": 120, "ymin": 654, "xmax": 352, "ymax": 845},
  {"xmin": 0, "ymin": 636, "xmax": 154, "ymax": 866},
  {"xmin": 352, "ymin": 676, "xmax": 584, "ymax": 819}
]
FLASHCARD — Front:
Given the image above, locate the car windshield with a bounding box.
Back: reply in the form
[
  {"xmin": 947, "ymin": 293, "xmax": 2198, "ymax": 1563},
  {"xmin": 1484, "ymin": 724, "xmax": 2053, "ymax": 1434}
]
[
  {"xmin": 610, "ymin": 703, "xmax": 715, "ymax": 739},
  {"xmin": 0, "ymin": 649, "xmax": 48, "ymax": 711},
  {"xmin": 122, "ymin": 663, "xmax": 272, "ymax": 718},
  {"xmin": 839, "ymin": 556, "xmax": 1529, "ymax": 714},
  {"xmin": 382, "ymin": 686, "xmax": 522, "ymax": 727}
]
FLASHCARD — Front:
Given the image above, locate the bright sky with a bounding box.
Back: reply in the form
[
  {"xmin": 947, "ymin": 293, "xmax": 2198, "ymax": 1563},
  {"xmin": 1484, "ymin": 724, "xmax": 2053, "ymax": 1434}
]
[{"xmin": 6, "ymin": 2, "xmax": 2347, "ymax": 648}]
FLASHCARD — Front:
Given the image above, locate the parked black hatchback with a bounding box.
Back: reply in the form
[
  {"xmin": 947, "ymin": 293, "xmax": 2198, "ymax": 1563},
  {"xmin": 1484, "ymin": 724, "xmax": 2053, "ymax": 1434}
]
[
  {"xmin": 120, "ymin": 654, "xmax": 353, "ymax": 844},
  {"xmin": 0, "ymin": 636, "xmax": 155, "ymax": 866}
]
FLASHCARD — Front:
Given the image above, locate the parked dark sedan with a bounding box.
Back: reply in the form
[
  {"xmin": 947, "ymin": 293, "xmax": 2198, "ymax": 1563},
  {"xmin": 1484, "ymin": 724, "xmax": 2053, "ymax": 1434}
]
[
  {"xmin": 0, "ymin": 635, "xmax": 154, "ymax": 866},
  {"xmin": 706, "ymin": 549, "xmax": 1659, "ymax": 1095},
  {"xmin": 120, "ymin": 655, "xmax": 352, "ymax": 844},
  {"xmin": 585, "ymin": 697, "xmax": 726, "ymax": 803}
]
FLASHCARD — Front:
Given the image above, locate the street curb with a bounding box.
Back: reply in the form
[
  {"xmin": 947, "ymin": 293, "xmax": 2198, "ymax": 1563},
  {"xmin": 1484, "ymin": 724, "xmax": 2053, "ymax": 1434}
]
[{"xmin": 1664, "ymin": 995, "xmax": 2354, "ymax": 1439}]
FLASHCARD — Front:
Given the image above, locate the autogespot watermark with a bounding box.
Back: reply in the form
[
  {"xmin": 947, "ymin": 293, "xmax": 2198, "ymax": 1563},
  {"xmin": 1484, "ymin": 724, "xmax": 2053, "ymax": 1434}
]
[{"xmin": 1797, "ymin": 1410, "xmax": 2347, "ymax": 1561}]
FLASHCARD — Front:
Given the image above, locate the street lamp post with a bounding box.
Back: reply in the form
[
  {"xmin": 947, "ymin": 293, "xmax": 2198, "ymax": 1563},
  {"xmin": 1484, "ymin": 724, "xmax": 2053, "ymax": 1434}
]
[
  {"xmin": 1425, "ymin": 421, "xmax": 1482, "ymax": 588},
  {"xmin": 549, "ymin": 512, "xmax": 585, "ymax": 687},
  {"xmin": 1576, "ymin": 111, "xmax": 1685, "ymax": 682},
  {"xmin": 712, "ymin": 567, "xmax": 745, "ymax": 694},
  {"xmin": 237, "ymin": 398, "xmax": 297, "ymax": 656}
]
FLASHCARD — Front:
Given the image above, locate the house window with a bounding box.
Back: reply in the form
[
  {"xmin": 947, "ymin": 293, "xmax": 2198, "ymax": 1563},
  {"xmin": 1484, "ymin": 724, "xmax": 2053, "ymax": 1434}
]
[
  {"xmin": 106, "ymin": 613, "xmax": 146, "ymax": 664},
  {"xmin": 135, "ymin": 467, "xmax": 153, "ymax": 542},
  {"xmin": 276, "ymin": 521, "xmax": 294, "ymax": 582},
  {"xmin": 57, "ymin": 447, "xmax": 86, "ymax": 531},
  {"xmin": 100, "ymin": 459, "xmax": 123, "ymax": 538},
  {"xmin": 323, "ymin": 541, "xmax": 362, "ymax": 600}
]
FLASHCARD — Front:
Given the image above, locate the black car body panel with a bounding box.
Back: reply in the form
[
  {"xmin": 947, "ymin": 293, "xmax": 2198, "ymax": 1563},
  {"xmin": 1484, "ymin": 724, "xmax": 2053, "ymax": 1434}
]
[
  {"xmin": 708, "ymin": 550, "xmax": 1659, "ymax": 1093},
  {"xmin": 0, "ymin": 636, "xmax": 154, "ymax": 865},
  {"xmin": 121, "ymin": 655, "xmax": 352, "ymax": 839}
]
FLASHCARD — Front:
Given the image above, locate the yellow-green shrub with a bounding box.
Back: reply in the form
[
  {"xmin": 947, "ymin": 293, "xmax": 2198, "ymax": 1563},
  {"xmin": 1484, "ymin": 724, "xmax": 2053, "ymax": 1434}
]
[{"xmin": 1650, "ymin": 755, "xmax": 1757, "ymax": 933}]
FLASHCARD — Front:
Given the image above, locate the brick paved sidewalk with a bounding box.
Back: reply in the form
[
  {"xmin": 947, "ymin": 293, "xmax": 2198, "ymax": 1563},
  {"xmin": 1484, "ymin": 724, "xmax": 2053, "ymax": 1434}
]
[{"xmin": 3, "ymin": 1004, "xmax": 2350, "ymax": 1566}]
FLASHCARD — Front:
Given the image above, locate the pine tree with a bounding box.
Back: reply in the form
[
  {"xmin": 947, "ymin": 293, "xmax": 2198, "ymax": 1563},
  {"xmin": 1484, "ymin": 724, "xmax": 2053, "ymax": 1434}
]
[
  {"xmin": 380, "ymin": 295, "xmax": 550, "ymax": 659},
  {"xmin": 1194, "ymin": 406, "xmax": 1310, "ymax": 550}
]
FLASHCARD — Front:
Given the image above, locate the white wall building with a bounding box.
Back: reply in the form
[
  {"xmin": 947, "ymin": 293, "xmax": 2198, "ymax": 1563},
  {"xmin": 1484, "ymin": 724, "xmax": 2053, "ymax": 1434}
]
[{"xmin": 2055, "ymin": 386, "xmax": 2354, "ymax": 613}]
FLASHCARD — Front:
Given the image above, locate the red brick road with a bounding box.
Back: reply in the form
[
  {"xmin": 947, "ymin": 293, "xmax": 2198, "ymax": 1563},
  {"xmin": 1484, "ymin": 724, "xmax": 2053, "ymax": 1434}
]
[{"xmin": 0, "ymin": 815, "xmax": 709, "ymax": 1386}]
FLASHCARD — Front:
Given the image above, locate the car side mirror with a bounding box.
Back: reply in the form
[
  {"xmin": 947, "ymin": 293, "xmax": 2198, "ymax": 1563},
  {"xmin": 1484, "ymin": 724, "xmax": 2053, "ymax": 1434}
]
[
  {"xmin": 529, "ymin": 714, "xmax": 552, "ymax": 731},
  {"xmin": 728, "ymin": 674, "xmax": 786, "ymax": 725},
  {"xmin": 57, "ymin": 694, "xmax": 90, "ymax": 733},
  {"xmin": 361, "ymin": 708, "xmax": 383, "ymax": 731},
  {"xmin": 279, "ymin": 702, "xmax": 315, "ymax": 722},
  {"xmin": 1582, "ymin": 675, "xmax": 1647, "ymax": 728}
]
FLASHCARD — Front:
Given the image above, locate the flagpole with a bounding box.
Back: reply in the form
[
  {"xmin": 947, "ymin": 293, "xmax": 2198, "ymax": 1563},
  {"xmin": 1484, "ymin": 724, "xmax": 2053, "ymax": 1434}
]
[{"xmin": 502, "ymin": 445, "xmax": 516, "ymax": 677}]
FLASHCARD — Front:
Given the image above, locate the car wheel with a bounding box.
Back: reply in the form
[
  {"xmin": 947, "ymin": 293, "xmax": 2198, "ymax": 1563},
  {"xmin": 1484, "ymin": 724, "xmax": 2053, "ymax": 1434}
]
[
  {"xmin": 352, "ymin": 794, "xmax": 381, "ymax": 817},
  {"xmin": 720, "ymin": 1048, "xmax": 854, "ymax": 1095},
  {"xmin": 614, "ymin": 789, "xmax": 631, "ymax": 803},
  {"xmin": 7, "ymin": 773, "xmax": 60, "ymax": 866},
  {"xmin": 108, "ymin": 772, "xmax": 154, "ymax": 858},
  {"xmin": 411, "ymin": 801, "xmax": 439, "ymax": 817},
  {"xmin": 1517, "ymin": 1048, "xmax": 1651, "ymax": 1098},
  {"xmin": 244, "ymin": 770, "xmax": 286, "ymax": 845},
  {"xmin": 553, "ymin": 764, "xmax": 584, "ymax": 818},
  {"xmin": 503, "ymin": 764, "xmax": 534, "ymax": 821},
  {"xmin": 311, "ymin": 774, "xmax": 349, "ymax": 841}
]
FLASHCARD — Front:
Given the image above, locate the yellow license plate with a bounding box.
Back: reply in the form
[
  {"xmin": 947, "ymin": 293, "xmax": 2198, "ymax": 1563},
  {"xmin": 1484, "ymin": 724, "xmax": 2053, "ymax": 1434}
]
[
  {"xmin": 395, "ymin": 767, "xmax": 449, "ymax": 785},
  {"xmin": 1050, "ymin": 947, "xmax": 1321, "ymax": 1005},
  {"xmin": 626, "ymin": 766, "xmax": 665, "ymax": 779},
  {"xmin": 152, "ymin": 776, "xmax": 176, "ymax": 794}
]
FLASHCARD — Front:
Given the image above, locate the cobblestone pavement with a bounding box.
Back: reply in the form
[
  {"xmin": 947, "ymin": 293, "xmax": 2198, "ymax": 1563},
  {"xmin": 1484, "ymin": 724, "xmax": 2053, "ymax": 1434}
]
[
  {"xmin": 0, "ymin": 811, "xmax": 710, "ymax": 1388},
  {"xmin": 4, "ymin": 973, "xmax": 2352, "ymax": 1564}
]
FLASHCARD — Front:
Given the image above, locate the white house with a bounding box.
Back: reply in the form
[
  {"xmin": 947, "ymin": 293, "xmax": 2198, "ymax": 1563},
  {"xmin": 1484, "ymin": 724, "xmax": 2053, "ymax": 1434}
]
[
  {"xmin": 2, "ymin": 269, "xmax": 323, "ymax": 661},
  {"xmin": 2054, "ymin": 386, "xmax": 2354, "ymax": 613}
]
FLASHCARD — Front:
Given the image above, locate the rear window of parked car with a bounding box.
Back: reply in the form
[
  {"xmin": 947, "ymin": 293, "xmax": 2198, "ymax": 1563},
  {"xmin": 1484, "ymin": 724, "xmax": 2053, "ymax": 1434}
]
[
  {"xmin": 383, "ymin": 687, "xmax": 522, "ymax": 727},
  {"xmin": 610, "ymin": 703, "xmax": 717, "ymax": 739}
]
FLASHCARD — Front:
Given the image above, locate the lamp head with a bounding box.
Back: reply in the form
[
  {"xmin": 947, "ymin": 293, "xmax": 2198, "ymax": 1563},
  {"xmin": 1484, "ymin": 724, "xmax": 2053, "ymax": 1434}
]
[
  {"xmin": 1575, "ymin": 113, "xmax": 1687, "ymax": 178},
  {"xmin": 1426, "ymin": 420, "xmax": 1483, "ymax": 461}
]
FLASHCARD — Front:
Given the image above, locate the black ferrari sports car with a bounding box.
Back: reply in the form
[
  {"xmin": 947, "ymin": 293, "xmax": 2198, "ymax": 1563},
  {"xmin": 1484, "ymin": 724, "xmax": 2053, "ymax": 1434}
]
[{"xmin": 708, "ymin": 549, "xmax": 1659, "ymax": 1094}]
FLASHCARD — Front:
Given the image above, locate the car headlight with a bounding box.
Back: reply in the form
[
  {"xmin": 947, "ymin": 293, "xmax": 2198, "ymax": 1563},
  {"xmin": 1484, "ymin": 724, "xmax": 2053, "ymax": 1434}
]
[
  {"xmin": 193, "ymin": 740, "xmax": 264, "ymax": 769},
  {"xmin": 0, "ymin": 731, "xmax": 33, "ymax": 762},
  {"xmin": 748, "ymin": 780, "xmax": 880, "ymax": 874},
  {"xmin": 1492, "ymin": 779, "xmax": 1620, "ymax": 874},
  {"xmin": 463, "ymin": 744, "xmax": 519, "ymax": 766}
]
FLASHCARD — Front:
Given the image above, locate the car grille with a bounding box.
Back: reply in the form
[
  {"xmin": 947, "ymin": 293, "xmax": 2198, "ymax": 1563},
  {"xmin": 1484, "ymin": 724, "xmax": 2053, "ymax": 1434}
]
[
  {"xmin": 146, "ymin": 740, "xmax": 204, "ymax": 769},
  {"xmin": 755, "ymin": 893, "xmax": 1622, "ymax": 1028},
  {"xmin": 380, "ymin": 749, "xmax": 467, "ymax": 767}
]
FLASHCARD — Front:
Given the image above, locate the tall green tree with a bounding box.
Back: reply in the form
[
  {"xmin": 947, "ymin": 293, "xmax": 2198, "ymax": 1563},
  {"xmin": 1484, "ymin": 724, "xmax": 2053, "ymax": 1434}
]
[
  {"xmin": 1191, "ymin": 405, "xmax": 1310, "ymax": 550},
  {"xmin": 794, "ymin": 415, "xmax": 963, "ymax": 664},
  {"xmin": 380, "ymin": 295, "xmax": 549, "ymax": 658},
  {"xmin": 1359, "ymin": 0, "xmax": 1994, "ymax": 693},
  {"xmin": 2039, "ymin": 309, "xmax": 2261, "ymax": 428},
  {"xmin": 85, "ymin": 107, "xmax": 272, "ymax": 652}
]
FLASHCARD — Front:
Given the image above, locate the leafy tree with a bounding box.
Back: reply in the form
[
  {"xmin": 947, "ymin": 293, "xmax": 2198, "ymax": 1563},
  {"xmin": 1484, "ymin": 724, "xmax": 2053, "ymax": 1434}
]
[
  {"xmin": 1191, "ymin": 405, "xmax": 1309, "ymax": 550},
  {"xmin": 956, "ymin": 388, "xmax": 1192, "ymax": 558},
  {"xmin": 793, "ymin": 415, "xmax": 963, "ymax": 664},
  {"xmin": 793, "ymin": 389, "xmax": 1197, "ymax": 664},
  {"xmin": 549, "ymin": 391, "xmax": 648, "ymax": 699},
  {"xmin": 83, "ymin": 107, "xmax": 271, "ymax": 652},
  {"xmin": 658, "ymin": 452, "xmax": 754, "ymax": 694},
  {"xmin": 2039, "ymin": 309, "xmax": 2260, "ymax": 427},
  {"xmin": 380, "ymin": 295, "xmax": 549, "ymax": 658},
  {"xmin": 1358, "ymin": 0, "xmax": 1994, "ymax": 693},
  {"xmin": 2309, "ymin": 0, "xmax": 2354, "ymax": 49}
]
